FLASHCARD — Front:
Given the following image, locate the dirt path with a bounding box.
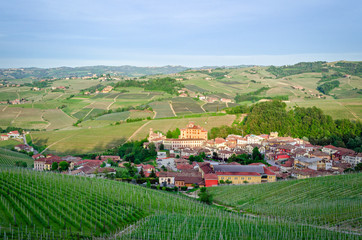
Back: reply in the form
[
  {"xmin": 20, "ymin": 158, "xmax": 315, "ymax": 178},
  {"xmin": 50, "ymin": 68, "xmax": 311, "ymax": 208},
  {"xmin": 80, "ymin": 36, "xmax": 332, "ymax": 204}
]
[
  {"xmin": 126, "ymin": 121, "xmax": 151, "ymax": 142},
  {"xmin": 11, "ymin": 110, "xmax": 22, "ymax": 124},
  {"xmin": 40, "ymin": 134, "xmax": 77, "ymax": 154},
  {"xmin": 83, "ymin": 108, "xmax": 94, "ymax": 120},
  {"xmin": 200, "ymin": 103, "xmax": 206, "ymax": 112},
  {"xmin": 107, "ymin": 94, "xmax": 120, "ymax": 110},
  {"xmin": 152, "ymin": 111, "xmax": 157, "ymax": 119},
  {"xmin": 169, "ymin": 101, "xmax": 177, "ymax": 116},
  {"xmin": 336, "ymin": 101, "xmax": 360, "ymax": 121},
  {"xmin": 54, "ymin": 93, "xmax": 64, "ymax": 100},
  {"xmin": 41, "ymin": 111, "xmax": 51, "ymax": 129},
  {"xmin": 2, "ymin": 105, "xmax": 8, "ymax": 112}
]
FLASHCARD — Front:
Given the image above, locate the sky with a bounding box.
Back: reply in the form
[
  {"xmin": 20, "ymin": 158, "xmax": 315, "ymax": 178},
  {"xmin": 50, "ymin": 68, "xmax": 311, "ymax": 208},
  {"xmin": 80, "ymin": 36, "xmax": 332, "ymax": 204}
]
[{"xmin": 0, "ymin": 0, "xmax": 361, "ymax": 68}]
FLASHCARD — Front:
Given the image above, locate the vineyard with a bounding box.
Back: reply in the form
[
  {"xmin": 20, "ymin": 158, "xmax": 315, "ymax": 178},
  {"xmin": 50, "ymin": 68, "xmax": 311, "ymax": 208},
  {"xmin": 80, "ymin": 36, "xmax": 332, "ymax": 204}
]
[
  {"xmin": 0, "ymin": 149, "xmax": 33, "ymax": 167},
  {"xmin": 209, "ymin": 173, "xmax": 362, "ymax": 233},
  {"xmin": 0, "ymin": 169, "xmax": 360, "ymax": 239}
]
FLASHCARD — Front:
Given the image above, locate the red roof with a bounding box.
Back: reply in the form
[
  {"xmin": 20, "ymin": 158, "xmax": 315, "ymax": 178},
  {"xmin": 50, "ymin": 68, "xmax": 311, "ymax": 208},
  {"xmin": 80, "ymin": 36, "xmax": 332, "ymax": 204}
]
[
  {"xmin": 323, "ymin": 145, "xmax": 337, "ymax": 149},
  {"xmin": 215, "ymin": 172, "xmax": 260, "ymax": 176},
  {"xmin": 177, "ymin": 164, "xmax": 193, "ymax": 170},
  {"xmin": 32, "ymin": 154, "xmax": 44, "ymax": 159},
  {"xmin": 75, "ymin": 160, "xmax": 102, "ymax": 166},
  {"xmin": 9, "ymin": 131, "xmax": 19, "ymax": 134},
  {"xmin": 138, "ymin": 164, "xmax": 155, "ymax": 169},
  {"xmin": 267, "ymin": 166, "xmax": 279, "ymax": 172},
  {"xmin": 204, "ymin": 174, "xmax": 218, "ymax": 180},
  {"xmin": 263, "ymin": 167, "xmax": 276, "ymax": 175}
]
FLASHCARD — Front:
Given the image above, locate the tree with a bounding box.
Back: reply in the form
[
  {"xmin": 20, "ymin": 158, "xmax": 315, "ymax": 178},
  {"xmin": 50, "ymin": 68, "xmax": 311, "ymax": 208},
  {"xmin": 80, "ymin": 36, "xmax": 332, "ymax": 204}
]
[
  {"xmin": 139, "ymin": 168, "xmax": 145, "ymax": 178},
  {"xmin": 252, "ymin": 147, "xmax": 262, "ymax": 161},
  {"xmin": 149, "ymin": 169, "xmax": 156, "ymax": 178},
  {"xmin": 51, "ymin": 162, "xmax": 58, "ymax": 171},
  {"xmin": 100, "ymin": 162, "xmax": 106, "ymax": 168},
  {"xmin": 159, "ymin": 143, "xmax": 164, "ymax": 150},
  {"xmin": 59, "ymin": 161, "xmax": 69, "ymax": 171},
  {"xmin": 198, "ymin": 187, "xmax": 213, "ymax": 205},
  {"xmin": 21, "ymin": 162, "xmax": 27, "ymax": 168},
  {"xmin": 354, "ymin": 163, "xmax": 362, "ymax": 172}
]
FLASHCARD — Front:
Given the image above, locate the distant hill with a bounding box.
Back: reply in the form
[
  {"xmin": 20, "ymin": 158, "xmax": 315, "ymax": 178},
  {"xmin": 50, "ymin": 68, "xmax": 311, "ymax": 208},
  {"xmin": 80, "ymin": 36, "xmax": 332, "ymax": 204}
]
[{"xmin": 0, "ymin": 65, "xmax": 189, "ymax": 80}]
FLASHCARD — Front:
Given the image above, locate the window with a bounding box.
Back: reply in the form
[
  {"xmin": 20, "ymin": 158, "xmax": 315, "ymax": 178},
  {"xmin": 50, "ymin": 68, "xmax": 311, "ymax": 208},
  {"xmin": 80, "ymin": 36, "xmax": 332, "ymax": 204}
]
[
  {"xmin": 221, "ymin": 177, "xmax": 224, "ymax": 179},
  {"xmin": 228, "ymin": 177, "xmax": 231, "ymax": 180},
  {"xmin": 248, "ymin": 177, "xmax": 251, "ymax": 180},
  {"xmin": 234, "ymin": 177, "xmax": 238, "ymax": 180}
]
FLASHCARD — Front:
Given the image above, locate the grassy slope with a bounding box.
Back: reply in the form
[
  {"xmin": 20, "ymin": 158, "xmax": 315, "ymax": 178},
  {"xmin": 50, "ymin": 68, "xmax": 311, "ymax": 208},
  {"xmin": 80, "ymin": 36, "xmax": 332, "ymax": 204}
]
[
  {"xmin": 209, "ymin": 173, "xmax": 362, "ymax": 232},
  {"xmin": 0, "ymin": 168, "xmax": 358, "ymax": 240},
  {"xmin": 30, "ymin": 114, "xmax": 236, "ymax": 155}
]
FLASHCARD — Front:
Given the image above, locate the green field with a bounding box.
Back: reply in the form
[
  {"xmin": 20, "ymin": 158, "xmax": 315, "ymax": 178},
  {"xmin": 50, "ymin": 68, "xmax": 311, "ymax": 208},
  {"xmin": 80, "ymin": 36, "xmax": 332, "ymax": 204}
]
[
  {"xmin": 0, "ymin": 148, "xmax": 34, "ymax": 167},
  {"xmin": 171, "ymin": 97, "xmax": 204, "ymax": 116},
  {"xmin": 209, "ymin": 173, "xmax": 362, "ymax": 233},
  {"xmin": 0, "ymin": 168, "xmax": 359, "ymax": 239}
]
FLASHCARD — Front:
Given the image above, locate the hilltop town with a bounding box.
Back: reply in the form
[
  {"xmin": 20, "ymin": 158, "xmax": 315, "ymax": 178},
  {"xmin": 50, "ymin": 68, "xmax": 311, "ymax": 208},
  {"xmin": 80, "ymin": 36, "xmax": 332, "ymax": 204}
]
[{"xmin": 3, "ymin": 121, "xmax": 360, "ymax": 191}]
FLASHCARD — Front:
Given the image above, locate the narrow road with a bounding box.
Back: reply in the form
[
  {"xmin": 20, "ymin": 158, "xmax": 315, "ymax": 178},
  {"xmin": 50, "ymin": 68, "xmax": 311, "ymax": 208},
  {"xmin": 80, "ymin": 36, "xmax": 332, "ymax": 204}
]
[
  {"xmin": 126, "ymin": 121, "xmax": 151, "ymax": 142},
  {"xmin": 107, "ymin": 94, "xmax": 120, "ymax": 110},
  {"xmin": 169, "ymin": 101, "xmax": 176, "ymax": 116},
  {"xmin": 40, "ymin": 134, "xmax": 77, "ymax": 154},
  {"xmin": 200, "ymin": 103, "xmax": 206, "ymax": 112},
  {"xmin": 2, "ymin": 105, "xmax": 8, "ymax": 112}
]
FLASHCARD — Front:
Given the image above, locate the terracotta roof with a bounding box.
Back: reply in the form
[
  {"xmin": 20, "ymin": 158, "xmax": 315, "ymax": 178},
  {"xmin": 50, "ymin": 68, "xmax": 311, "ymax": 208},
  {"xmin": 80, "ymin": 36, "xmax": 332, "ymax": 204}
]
[
  {"xmin": 177, "ymin": 164, "xmax": 194, "ymax": 170},
  {"xmin": 204, "ymin": 173, "xmax": 218, "ymax": 180}
]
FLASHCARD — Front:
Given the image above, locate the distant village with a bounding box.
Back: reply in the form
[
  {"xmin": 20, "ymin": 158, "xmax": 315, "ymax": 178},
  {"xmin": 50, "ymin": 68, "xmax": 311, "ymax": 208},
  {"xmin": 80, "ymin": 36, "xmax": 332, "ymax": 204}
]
[{"xmin": 2, "ymin": 122, "xmax": 361, "ymax": 189}]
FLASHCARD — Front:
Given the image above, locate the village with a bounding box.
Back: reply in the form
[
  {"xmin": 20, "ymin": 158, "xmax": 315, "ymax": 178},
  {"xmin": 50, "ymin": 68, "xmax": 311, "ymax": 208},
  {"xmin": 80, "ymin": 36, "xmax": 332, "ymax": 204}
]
[{"xmin": 2, "ymin": 122, "xmax": 361, "ymax": 189}]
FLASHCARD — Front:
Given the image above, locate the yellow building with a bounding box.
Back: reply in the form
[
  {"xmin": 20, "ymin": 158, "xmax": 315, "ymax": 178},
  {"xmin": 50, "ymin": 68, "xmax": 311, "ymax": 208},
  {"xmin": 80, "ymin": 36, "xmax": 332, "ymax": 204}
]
[
  {"xmin": 217, "ymin": 173, "xmax": 262, "ymax": 184},
  {"xmin": 179, "ymin": 122, "xmax": 207, "ymax": 140},
  {"xmin": 214, "ymin": 165, "xmax": 276, "ymax": 185}
]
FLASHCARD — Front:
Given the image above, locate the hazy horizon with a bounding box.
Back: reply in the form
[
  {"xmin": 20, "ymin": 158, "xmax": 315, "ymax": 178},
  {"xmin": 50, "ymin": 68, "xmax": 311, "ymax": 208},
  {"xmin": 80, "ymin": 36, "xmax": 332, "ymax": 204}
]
[{"xmin": 1, "ymin": 0, "xmax": 361, "ymax": 68}]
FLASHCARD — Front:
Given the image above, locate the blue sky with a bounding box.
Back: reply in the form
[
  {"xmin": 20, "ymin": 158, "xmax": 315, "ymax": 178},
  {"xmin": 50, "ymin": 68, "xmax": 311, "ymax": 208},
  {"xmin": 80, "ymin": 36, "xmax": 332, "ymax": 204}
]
[{"xmin": 0, "ymin": 0, "xmax": 361, "ymax": 67}]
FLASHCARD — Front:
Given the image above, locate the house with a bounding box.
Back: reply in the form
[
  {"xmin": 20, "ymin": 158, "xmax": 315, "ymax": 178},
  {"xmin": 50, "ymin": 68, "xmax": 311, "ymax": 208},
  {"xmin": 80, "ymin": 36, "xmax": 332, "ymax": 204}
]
[
  {"xmin": 157, "ymin": 151, "xmax": 168, "ymax": 159},
  {"xmin": 8, "ymin": 131, "xmax": 20, "ymax": 138},
  {"xmin": 309, "ymin": 150, "xmax": 331, "ymax": 160},
  {"xmin": 14, "ymin": 144, "xmax": 34, "ymax": 153},
  {"xmin": 179, "ymin": 93, "xmax": 188, "ymax": 97},
  {"xmin": 341, "ymin": 153, "xmax": 362, "ymax": 166},
  {"xmin": 321, "ymin": 145, "xmax": 339, "ymax": 155},
  {"xmin": 97, "ymin": 155, "xmax": 121, "ymax": 161},
  {"xmin": 174, "ymin": 175, "xmax": 204, "ymax": 188},
  {"xmin": 159, "ymin": 172, "xmax": 177, "ymax": 186},
  {"xmin": 220, "ymin": 98, "xmax": 232, "ymax": 103},
  {"xmin": 204, "ymin": 174, "xmax": 219, "ymax": 187},
  {"xmin": 218, "ymin": 150, "xmax": 234, "ymax": 160},
  {"xmin": 137, "ymin": 164, "xmax": 155, "ymax": 173},
  {"xmin": 197, "ymin": 162, "xmax": 213, "ymax": 177},
  {"xmin": 32, "ymin": 154, "xmax": 44, "ymax": 160},
  {"xmin": 294, "ymin": 156, "xmax": 331, "ymax": 170},
  {"xmin": 1, "ymin": 134, "xmax": 9, "ymax": 141}
]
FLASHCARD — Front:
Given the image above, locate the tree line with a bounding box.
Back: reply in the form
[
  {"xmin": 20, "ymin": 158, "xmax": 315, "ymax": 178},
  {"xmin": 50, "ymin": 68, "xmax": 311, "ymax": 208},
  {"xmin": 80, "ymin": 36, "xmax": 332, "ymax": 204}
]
[{"xmin": 209, "ymin": 100, "xmax": 361, "ymax": 152}]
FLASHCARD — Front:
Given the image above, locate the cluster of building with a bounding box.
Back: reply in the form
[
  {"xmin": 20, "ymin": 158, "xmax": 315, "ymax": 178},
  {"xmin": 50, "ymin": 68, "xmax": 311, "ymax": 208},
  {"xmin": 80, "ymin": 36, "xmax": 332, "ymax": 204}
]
[
  {"xmin": 0, "ymin": 130, "xmax": 23, "ymax": 141},
  {"xmin": 146, "ymin": 122, "xmax": 361, "ymax": 182},
  {"xmin": 158, "ymin": 160, "xmax": 276, "ymax": 188}
]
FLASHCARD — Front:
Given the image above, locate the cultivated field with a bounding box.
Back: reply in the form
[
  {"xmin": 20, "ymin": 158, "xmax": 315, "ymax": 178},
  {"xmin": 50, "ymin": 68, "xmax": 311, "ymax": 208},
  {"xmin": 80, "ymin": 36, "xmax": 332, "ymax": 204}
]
[
  {"xmin": 0, "ymin": 148, "xmax": 34, "ymax": 167},
  {"xmin": 209, "ymin": 173, "xmax": 362, "ymax": 233},
  {"xmin": 0, "ymin": 169, "xmax": 359, "ymax": 240}
]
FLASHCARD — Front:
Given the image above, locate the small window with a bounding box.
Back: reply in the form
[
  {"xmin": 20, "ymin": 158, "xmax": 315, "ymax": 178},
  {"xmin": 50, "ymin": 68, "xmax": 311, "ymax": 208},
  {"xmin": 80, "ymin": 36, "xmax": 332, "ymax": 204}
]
[
  {"xmin": 235, "ymin": 177, "xmax": 238, "ymax": 180},
  {"xmin": 248, "ymin": 177, "xmax": 251, "ymax": 180}
]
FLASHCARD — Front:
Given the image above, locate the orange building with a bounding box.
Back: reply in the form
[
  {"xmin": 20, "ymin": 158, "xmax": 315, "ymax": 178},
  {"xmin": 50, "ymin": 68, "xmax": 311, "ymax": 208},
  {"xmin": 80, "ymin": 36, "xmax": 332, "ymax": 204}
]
[{"xmin": 179, "ymin": 122, "xmax": 207, "ymax": 140}]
